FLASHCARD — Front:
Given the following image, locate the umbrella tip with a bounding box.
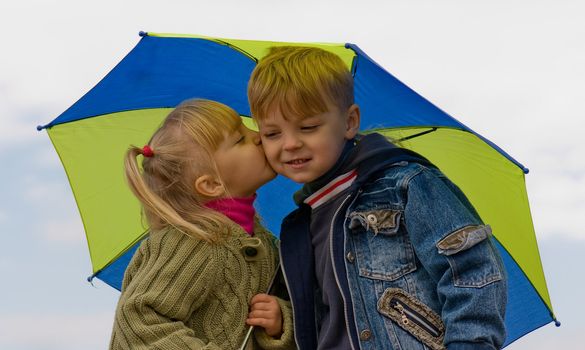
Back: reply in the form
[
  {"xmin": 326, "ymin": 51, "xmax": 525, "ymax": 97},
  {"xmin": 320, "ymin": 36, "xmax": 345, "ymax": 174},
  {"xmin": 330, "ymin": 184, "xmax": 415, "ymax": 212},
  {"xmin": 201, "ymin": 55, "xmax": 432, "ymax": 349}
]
[
  {"xmin": 36, "ymin": 124, "xmax": 45, "ymax": 131},
  {"xmin": 87, "ymin": 274, "xmax": 99, "ymax": 288},
  {"xmin": 554, "ymin": 319, "xmax": 561, "ymax": 327},
  {"xmin": 523, "ymin": 167, "xmax": 530, "ymax": 174},
  {"xmin": 139, "ymin": 31, "xmax": 148, "ymax": 37}
]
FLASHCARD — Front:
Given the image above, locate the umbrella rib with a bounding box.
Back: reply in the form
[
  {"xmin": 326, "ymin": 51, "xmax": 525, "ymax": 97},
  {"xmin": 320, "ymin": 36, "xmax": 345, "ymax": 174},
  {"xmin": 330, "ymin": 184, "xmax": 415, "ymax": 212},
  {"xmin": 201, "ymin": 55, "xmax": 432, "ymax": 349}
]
[
  {"xmin": 397, "ymin": 127, "xmax": 438, "ymax": 142},
  {"xmin": 212, "ymin": 39, "xmax": 258, "ymax": 63}
]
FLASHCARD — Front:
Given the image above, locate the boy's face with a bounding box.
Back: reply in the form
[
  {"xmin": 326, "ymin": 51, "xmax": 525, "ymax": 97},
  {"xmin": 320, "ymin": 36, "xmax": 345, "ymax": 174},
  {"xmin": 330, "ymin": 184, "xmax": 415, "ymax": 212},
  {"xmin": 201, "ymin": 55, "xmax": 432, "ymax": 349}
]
[{"xmin": 258, "ymin": 101, "xmax": 360, "ymax": 184}]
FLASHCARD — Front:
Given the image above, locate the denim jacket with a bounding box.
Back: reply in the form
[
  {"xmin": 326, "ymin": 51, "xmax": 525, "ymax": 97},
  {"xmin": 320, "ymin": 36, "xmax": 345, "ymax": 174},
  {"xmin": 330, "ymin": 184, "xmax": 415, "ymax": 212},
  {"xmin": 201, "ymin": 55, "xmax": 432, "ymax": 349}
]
[{"xmin": 279, "ymin": 140, "xmax": 507, "ymax": 350}]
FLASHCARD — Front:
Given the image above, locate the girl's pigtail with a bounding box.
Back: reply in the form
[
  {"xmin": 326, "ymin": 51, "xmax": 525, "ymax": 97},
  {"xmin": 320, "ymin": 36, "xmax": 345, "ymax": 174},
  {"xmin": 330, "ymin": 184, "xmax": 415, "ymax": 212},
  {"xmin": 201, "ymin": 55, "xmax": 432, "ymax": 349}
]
[{"xmin": 123, "ymin": 146, "xmax": 220, "ymax": 243}]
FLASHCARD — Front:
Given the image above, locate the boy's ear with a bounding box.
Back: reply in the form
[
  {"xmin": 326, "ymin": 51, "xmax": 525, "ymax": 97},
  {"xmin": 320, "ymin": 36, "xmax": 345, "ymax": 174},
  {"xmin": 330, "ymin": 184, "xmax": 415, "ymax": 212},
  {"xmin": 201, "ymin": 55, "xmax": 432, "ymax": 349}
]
[
  {"xmin": 344, "ymin": 104, "xmax": 361, "ymax": 139},
  {"xmin": 194, "ymin": 174, "xmax": 225, "ymax": 198}
]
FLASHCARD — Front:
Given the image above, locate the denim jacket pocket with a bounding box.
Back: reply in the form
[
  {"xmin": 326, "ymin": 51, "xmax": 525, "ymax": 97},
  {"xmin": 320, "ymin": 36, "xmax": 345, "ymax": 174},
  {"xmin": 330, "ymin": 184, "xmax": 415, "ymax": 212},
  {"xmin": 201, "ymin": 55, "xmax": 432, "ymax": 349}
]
[
  {"xmin": 436, "ymin": 225, "xmax": 503, "ymax": 288},
  {"xmin": 348, "ymin": 209, "xmax": 417, "ymax": 281},
  {"xmin": 349, "ymin": 209, "xmax": 401, "ymax": 235},
  {"xmin": 377, "ymin": 288, "xmax": 446, "ymax": 350}
]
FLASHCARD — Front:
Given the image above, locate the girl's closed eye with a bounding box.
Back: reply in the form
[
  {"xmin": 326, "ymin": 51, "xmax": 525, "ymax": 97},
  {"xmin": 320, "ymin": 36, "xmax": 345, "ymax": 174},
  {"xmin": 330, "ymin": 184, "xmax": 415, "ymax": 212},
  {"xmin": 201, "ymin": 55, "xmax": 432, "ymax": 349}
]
[
  {"xmin": 263, "ymin": 131, "xmax": 280, "ymax": 138},
  {"xmin": 235, "ymin": 135, "xmax": 245, "ymax": 144}
]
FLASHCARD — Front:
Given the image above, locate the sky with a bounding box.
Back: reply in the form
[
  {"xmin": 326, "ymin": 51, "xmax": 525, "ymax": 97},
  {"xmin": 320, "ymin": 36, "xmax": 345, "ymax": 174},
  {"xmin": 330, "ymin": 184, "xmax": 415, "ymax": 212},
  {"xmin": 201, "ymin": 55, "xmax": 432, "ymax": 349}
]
[{"xmin": 1, "ymin": 0, "xmax": 584, "ymax": 349}]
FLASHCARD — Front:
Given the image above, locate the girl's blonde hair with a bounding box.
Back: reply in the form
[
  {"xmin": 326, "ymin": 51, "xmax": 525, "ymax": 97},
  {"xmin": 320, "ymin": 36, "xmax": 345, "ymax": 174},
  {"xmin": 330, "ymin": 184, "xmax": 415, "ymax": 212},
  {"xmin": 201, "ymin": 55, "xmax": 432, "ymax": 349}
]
[
  {"xmin": 248, "ymin": 46, "xmax": 354, "ymax": 121},
  {"xmin": 124, "ymin": 99, "xmax": 241, "ymax": 242}
]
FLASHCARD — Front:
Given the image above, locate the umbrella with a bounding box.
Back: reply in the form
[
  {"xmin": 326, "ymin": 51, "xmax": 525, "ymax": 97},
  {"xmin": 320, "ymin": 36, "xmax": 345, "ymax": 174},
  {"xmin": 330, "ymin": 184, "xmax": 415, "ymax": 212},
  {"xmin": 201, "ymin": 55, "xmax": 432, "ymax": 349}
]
[{"xmin": 38, "ymin": 31, "xmax": 557, "ymax": 346}]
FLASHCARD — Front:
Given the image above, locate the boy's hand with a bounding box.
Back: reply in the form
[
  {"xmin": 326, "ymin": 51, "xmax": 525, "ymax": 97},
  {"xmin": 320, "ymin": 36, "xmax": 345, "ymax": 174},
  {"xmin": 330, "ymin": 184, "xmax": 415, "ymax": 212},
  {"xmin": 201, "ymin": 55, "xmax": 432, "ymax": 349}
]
[{"xmin": 246, "ymin": 293, "xmax": 283, "ymax": 337}]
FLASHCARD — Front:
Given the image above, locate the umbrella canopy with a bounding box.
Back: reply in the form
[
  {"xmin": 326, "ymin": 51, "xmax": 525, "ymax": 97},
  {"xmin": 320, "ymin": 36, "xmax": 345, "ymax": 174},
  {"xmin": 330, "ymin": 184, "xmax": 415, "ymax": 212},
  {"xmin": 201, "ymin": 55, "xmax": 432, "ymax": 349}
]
[{"xmin": 39, "ymin": 32, "xmax": 556, "ymax": 346}]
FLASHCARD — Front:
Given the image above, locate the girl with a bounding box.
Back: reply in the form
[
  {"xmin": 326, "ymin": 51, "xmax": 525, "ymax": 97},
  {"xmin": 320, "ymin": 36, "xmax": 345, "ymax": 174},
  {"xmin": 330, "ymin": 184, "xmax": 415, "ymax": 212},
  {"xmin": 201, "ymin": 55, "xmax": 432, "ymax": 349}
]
[{"xmin": 109, "ymin": 99, "xmax": 294, "ymax": 349}]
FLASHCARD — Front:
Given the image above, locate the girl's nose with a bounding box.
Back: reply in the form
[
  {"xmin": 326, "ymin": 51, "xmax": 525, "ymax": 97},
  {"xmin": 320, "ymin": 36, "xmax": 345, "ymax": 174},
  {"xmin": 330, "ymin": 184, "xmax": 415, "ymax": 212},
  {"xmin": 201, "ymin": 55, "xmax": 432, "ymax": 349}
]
[{"xmin": 251, "ymin": 131, "xmax": 262, "ymax": 146}]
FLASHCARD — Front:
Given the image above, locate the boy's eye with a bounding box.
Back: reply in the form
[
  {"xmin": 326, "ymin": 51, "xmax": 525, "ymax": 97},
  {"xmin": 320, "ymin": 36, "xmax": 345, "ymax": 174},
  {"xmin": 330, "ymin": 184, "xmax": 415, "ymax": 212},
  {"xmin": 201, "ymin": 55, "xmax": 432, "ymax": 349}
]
[
  {"xmin": 301, "ymin": 125, "xmax": 319, "ymax": 131},
  {"xmin": 235, "ymin": 135, "xmax": 245, "ymax": 144}
]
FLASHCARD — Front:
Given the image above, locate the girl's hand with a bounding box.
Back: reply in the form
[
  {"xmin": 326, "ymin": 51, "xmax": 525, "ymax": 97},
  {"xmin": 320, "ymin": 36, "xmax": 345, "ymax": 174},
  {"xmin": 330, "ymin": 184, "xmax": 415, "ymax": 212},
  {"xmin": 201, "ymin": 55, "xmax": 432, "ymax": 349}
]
[{"xmin": 246, "ymin": 293, "xmax": 283, "ymax": 337}]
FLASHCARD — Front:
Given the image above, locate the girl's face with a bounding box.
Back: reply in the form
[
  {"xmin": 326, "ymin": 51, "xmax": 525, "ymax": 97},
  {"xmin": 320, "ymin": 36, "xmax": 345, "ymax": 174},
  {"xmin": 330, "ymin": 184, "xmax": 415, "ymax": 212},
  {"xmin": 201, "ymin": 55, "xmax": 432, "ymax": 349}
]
[{"xmin": 213, "ymin": 122, "xmax": 276, "ymax": 197}]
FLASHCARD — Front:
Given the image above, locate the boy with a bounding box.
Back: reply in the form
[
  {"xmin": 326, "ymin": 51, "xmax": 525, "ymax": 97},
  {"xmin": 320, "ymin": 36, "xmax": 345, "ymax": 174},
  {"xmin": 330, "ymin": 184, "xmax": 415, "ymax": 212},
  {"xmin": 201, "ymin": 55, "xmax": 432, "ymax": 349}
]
[{"xmin": 248, "ymin": 46, "xmax": 507, "ymax": 350}]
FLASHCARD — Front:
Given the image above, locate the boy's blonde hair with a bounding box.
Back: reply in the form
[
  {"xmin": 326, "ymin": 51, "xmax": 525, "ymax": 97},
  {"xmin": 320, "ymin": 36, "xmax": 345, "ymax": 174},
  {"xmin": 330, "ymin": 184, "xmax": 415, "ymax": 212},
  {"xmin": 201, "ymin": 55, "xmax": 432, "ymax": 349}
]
[
  {"xmin": 248, "ymin": 46, "xmax": 353, "ymax": 120},
  {"xmin": 124, "ymin": 99, "xmax": 241, "ymax": 242}
]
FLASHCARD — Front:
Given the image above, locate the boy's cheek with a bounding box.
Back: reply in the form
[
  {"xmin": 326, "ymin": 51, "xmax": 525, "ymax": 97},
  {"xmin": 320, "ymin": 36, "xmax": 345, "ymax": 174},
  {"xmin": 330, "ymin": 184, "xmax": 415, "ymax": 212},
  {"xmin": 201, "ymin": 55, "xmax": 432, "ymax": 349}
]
[
  {"xmin": 265, "ymin": 155, "xmax": 280, "ymax": 169},
  {"xmin": 263, "ymin": 154, "xmax": 285, "ymax": 174},
  {"xmin": 259, "ymin": 142, "xmax": 277, "ymax": 158},
  {"xmin": 259, "ymin": 143, "xmax": 273, "ymax": 160}
]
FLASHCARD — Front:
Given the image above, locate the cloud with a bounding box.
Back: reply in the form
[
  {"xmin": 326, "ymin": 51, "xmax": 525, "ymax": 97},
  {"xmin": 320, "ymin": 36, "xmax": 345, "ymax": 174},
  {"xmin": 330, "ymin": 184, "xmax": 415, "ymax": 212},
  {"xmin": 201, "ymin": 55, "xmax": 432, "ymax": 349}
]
[
  {"xmin": 21, "ymin": 179, "xmax": 70, "ymax": 205},
  {"xmin": 510, "ymin": 325, "xmax": 581, "ymax": 349},
  {"xmin": 522, "ymin": 142, "xmax": 585, "ymax": 241},
  {"xmin": 0, "ymin": 256, "xmax": 9, "ymax": 274},
  {"xmin": 508, "ymin": 237, "xmax": 585, "ymax": 349},
  {"xmin": 0, "ymin": 81, "xmax": 58, "ymax": 153},
  {"xmin": 42, "ymin": 217, "xmax": 86, "ymax": 244},
  {"xmin": 14, "ymin": 173, "xmax": 85, "ymax": 244},
  {"xmin": 0, "ymin": 112, "xmax": 40, "ymax": 153},
  {"xmin": 0, "ymin": 312, "xmax": 114, "ymax": 350},
  {"xmin": 19, "ymin": 170, "xmax": 75, "ymax": 205}
]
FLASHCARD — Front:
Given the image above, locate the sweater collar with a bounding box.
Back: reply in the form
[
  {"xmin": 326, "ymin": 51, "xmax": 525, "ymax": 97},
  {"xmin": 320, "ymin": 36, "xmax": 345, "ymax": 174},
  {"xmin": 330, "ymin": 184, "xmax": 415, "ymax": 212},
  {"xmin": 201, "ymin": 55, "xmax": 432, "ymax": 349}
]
[{"xmin": 204, "ymin": 194, "xmax": 257, "ymax": 236}]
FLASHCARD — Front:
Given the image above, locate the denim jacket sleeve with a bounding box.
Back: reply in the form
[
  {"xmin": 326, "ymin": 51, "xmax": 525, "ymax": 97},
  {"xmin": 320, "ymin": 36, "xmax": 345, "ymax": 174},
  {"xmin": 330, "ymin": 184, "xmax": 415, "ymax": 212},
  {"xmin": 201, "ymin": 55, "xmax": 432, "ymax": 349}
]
[{"xmin": 403, "ymin": 165, "xmax": 507, "ymax": 350}]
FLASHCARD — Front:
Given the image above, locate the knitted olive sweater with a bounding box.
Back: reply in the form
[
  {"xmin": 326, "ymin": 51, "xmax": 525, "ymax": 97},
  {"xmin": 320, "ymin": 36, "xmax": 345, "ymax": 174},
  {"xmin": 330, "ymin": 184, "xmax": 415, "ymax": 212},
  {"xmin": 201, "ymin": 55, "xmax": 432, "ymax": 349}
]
[{"xmin": 109, "ymin": 222, "xmax": 295, "ymax": 350}]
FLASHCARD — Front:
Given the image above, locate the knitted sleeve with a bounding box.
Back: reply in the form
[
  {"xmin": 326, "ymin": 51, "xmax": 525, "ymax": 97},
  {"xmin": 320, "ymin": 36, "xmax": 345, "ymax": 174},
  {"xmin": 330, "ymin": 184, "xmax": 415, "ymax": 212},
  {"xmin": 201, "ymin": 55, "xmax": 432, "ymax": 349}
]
[
  {"xmin": 110, "ymin": 230, "xmax": 221, "ymax": 350},
  {"xmin": 254, "ymin": 297, "xmax": 296, "ymax": 350}
]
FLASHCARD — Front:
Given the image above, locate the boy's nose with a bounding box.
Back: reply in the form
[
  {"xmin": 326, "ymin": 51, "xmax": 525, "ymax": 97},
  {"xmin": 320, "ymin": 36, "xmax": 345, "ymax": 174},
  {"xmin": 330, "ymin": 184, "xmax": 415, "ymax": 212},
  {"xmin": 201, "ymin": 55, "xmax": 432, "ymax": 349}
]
[{"xmin": 283, "ymin": 134, "xmax": 302, "ymax": 150}]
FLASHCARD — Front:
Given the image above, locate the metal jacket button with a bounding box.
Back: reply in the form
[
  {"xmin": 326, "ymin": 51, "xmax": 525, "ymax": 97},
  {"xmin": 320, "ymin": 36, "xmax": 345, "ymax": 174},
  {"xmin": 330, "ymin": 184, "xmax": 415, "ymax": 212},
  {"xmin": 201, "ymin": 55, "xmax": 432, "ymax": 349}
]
[
  {"xmin": 244, "ymin": 247, "xmax": 258, "ymax": 257},
  {"xmin": 359, "ymin": 329, "xmax": 372, "ymax": 341},
  {"xmin": 366, "ymin": 214, "xmax": 377, "ymax": 225},
  {"xmin": 346, "ymin": 251, "xmax": 355, "ymax": 263}
]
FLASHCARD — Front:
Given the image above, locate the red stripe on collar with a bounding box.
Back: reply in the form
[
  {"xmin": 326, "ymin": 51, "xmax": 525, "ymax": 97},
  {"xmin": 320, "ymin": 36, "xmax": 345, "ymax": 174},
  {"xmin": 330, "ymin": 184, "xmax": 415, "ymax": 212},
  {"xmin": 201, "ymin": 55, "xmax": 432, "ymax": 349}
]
[{"xmin": 304, "ymin": 169, "xmax": 358, "ymax": 209}]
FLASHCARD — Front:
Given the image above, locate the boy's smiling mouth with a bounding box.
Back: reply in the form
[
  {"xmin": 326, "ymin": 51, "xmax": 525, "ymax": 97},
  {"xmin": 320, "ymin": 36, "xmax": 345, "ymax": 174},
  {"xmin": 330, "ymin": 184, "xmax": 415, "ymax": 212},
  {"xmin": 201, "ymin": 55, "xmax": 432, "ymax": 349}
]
[{"xmin": 286, "ymin": 158, "xmax": 311, "ymax": 169}]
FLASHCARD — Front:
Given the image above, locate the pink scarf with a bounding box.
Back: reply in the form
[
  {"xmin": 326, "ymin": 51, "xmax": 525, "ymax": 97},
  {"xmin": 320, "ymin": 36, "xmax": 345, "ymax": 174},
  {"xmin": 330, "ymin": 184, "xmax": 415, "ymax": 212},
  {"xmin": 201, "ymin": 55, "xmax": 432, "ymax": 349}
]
[{"xmin": 204, "ymin": 194, "xmax": 257, "ymax": 236}]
